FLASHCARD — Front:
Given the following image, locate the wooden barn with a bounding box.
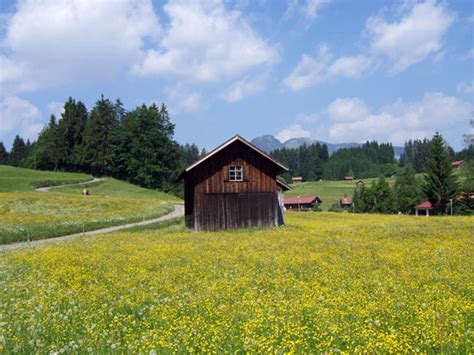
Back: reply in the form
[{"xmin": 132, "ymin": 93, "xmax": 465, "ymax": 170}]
[{"xmin": 177, "ymin": 135, "xmax": 290, "ymax": 231}]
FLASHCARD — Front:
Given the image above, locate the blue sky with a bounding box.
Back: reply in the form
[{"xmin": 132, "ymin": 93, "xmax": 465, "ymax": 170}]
[{"xmin": 0, "ymin": 0, "xmax": 472, "ymax": 151}]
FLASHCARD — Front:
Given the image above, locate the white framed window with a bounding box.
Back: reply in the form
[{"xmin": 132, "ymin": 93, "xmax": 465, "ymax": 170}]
[{"xmin": 229, "ymin": 165, "xmax": 243, "ymax": 181}]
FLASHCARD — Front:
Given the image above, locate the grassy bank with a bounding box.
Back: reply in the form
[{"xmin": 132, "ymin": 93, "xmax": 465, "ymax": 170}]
[{"xmin": 0, "ymin": 165, "xmax": 91, "ymax": 192}]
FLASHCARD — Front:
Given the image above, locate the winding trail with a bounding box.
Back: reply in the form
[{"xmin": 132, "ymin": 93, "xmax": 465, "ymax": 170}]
[
  {"xmin": 35, "ymin": 177, "xmax": 106, "ymax": 192},
  {"xmin": 1, "ymin": 178, "xmax": 184, "ymax": 252}
]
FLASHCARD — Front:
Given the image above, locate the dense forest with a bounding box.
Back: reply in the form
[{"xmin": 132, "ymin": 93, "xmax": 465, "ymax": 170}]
[
  {"xmin": 271, "ymin": 136, "xmax": 473, "ymax": 182},
  {"xmin": 0, "ymin": 96, "xmax": 203, "ymax": 195}
]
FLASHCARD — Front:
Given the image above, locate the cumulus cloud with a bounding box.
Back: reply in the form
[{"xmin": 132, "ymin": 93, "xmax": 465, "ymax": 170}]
[
  {"xmin": 166, "ymin": 84, "xmax": 202, "ymax": 113},
  {"xmin": 0, "ymin": 96, "xmax": 43, "ymax": 142},
  {"xmin": 276, "ymin": 124, "xmax": 311, "ymax": 142},
  {"xmin": 283, "ymin": 44, "xmax": 372, "ymax": 91},
  {"xmin": 222, "ymin": 75, "xmax": 267, "ymax": 102},
  {"xmin": 283, "ymin": 1, "xmax": 454, "ymax": 90},
  {"xmin": 366, "ymin": 0, "xmax": 454, "ymax": 74},
  {"xmin": 0, "ymin": 0, "xmax": 161, "ymax": 94},
  {"xmin": 286, "ymin": 0, "xmax": 331, "ymax": 22},
  {"xmin": 133, "ymin": 0, "xmax": 278, "ymax": 83},
  {"xmin": 327, "ymin": 92, "xmax": 472, "ymax": 144},
  {"xmin": 457, "ymin": 82, "xmax": 474, "ymax": 94}
]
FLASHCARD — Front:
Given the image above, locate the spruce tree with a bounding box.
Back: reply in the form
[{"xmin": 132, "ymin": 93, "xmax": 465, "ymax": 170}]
[
  {"xmin": 57, "ymin": 98, "xmax": 88, "ymax": 170},
  {"xmin": 34, "ymin": 115, "xmax": 61, "ymax": 171},
  {"xmin": 82, "ymin": 95, "xmax": 119, "ymax": 176},
  {"xmin": 424, "ymin": 132, "xmax": 459, "ymax": 213},
  {"xmin": 0, "ymin": 142, "xmax": 8, "ymax": 165},
  {"xmin": 8, "ymin": 135, "xmax": 26, "ymax": 166},
  {"xmin": 372, "ymin": 176, "xmax": 396, "ymax": 214},
  {"xmin": 394, "ymin": 165, "xmax": 423, "ymax": 213}
]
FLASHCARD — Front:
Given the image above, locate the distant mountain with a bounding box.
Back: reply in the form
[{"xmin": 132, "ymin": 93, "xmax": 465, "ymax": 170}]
[
  {"xmin": 251, "ymin": 135, "xmax": 404, "ymax": 157},
  {"xmin": 251, "ymin": 135, "xmax": 283, "ymax": 152}
]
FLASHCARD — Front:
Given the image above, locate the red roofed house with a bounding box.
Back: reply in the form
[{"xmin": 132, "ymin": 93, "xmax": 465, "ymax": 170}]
[
  {"xmin": 292, "ymin": 176, "xmax": 303, "ymax": 184},
  {"xmin": 340, "ymin": 196, "xmax": 353, "ymax": 208},
  {"xmin": 284, "ymin": 195, "xmax": 322, "ymax": 211},
  {"xmin": 451, "ymin": 160, "xmax": 464, "ymax": 169},
  {"xmin": 344, "ymin": 176, "xmax": 354, "ymax": 181},
  {"xmin": 415, "ymin": 201, "xmax": 433, "ymax": 216}
]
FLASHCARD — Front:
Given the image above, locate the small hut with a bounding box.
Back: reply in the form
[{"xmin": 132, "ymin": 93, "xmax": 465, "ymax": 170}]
[
  {"xmin": 356, "ymin": 180, "xmax": 365, "ymax": 188},
  {"xmin": 340, "ymin": 196, "xmax": 353, "ymax": 208},
  {"xmin": 415, "ymin": 201, "xmax": 433, "ymax": 216},
  {"xmin": 292, "ymin": 176, "xmax": 303, "ymax": 184},
  {"xmin": 284, "ymin": 195, "xmax": 322, "ymax": 211},
  {"xmin": 451, "ymin": 160, "xmax": 464, "ymax": 169},
  {"xmin": 177, "ymin": 135, "xmax": 289, "ymax": 231}
]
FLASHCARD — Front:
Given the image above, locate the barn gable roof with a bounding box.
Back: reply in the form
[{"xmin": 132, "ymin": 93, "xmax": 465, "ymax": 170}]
[{"xmin": 177, "ymin": 135, "xmax": 289, "ymax": 180}]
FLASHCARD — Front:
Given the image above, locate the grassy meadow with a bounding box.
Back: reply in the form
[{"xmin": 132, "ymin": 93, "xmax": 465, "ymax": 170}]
[
  {"xmin": 285, "ymin": 177, "xmax": 395, "ymax": 211},
  {"xmin": 0, "ymin": 166, "xmax": 180, "ymax": 244},
  {"xmin": 0, "ymin": 212, "xmax": 472, "ymax": 353},
  {"xmin": 0, "ymin": 165, "xmax": 91, "ymax": 192}
]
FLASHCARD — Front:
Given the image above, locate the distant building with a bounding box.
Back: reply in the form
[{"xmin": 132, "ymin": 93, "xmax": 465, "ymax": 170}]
[
  {"xmin": 340, "ymin": 196, "xmax": 353, "ymax": 207},
  {"xmin": 451, "ymin": 160, "xmax": 464, "ymax": 169},
  {"xmin": 415, "ymin": 201, "xmax": 433, "ymax": 216},
  {"xmin": 356, "ymin": 180, "xmax": 365, "ymax": 188},
  {"xmin": 284, "ymin": 195, "xmax": 322, "ymax": 211},
  {"xmin": 344, "ymin": 176, "xmax": 354, "ymax": 181},
  {"xmin": 177, "ymin": 135, "xmax": 289, "ymax": 231},
  {"xmin": 292, "ymin": 176, "xmax": 303, "ymax": 184}
]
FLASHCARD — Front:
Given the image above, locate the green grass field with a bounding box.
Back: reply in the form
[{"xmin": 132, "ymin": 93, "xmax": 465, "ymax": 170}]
[
  {"xmin": 285, "ymin": 177, "xmax": 395, "ymax": 210},
  {"xmin": 0, "ymin": 212, "xmax": 472, "ymax": 353},
  {"xmin": 53, "ymin": 177, "xmax": 180, "ymax": 201},
  {"xmin": 0, "ymin": 165, "xmax": 91, "ymax": 192},
  {"xmin": 0, "ymin": 166, "xmax": 180, "ymax": 244}
]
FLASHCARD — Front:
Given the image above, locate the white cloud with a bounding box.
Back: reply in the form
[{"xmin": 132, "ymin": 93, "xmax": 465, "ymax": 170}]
[
  {"xmin": 0, "ymin": 96, "xmax": 43, "ymax": 141},
  {"xmin": 296, "ymin": 112, "xmax": 320, "ymax": 123},
  {"xmin": 133, "ymin": 0, "xmax": 278, "ymax": 83},
  {"xmin": 47, "ymin": 101, "xmax": 65, "ymax": 120},
  {"xmin": 457, "ymin": 82, "xmax": 474, "ymax": 94},
  {"xmin": 286, "ymin": 0, "xmax": 330, "ymax": 22},
  {"xmin": 327, "ymin": 92, "xmax": 472, "ymax": 144},
  {"xmin": 304, "ymin": 0, "xmax": 330, "ymax": 20},
  {"xmin": 222, "ymin": 75, "xmax": 267, "ymax": 102},
  {"xmin": 328, "ymin": 98, "xmax": 369, "ymax": 122},
  {"xmin": 283, "ymin": 44, "xmax": 372, "ymax": 91},
  {"xmin": 366, "ymin": 0, "xmax": 454, "ymax": 74},
  {"xmin": 166, "ymin": 84, "xmax": 202, "ymax": 113},
  {"xmin": 276, "ymin": 124, "xmax": 311, "ymax": 142},
  {"xmin": 0, "ymin": 0, "xmax": 161, "ymax": 94}
]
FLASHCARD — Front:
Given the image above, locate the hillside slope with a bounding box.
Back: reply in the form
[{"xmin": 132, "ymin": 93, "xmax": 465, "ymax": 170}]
[
  {"xmin": 285, "ymin": 177, "xmax": 396, "ymax": 211},
  {"xmin": 0, "ymin": 165, "xmax": 91, "ymax": 192}
]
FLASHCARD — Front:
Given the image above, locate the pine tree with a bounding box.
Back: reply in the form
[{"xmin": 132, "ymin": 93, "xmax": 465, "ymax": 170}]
[
  {"xmin": 82, "ymin": 95, "xmax": 119, "ymax": 176},
  {"xmin": 394, "ymin": 165, "xmax": 423, "ymax": 213},
  {"xmin": 8, "ymin": 135, "xmax": 26, "ymax": 166},
  {"xmin": 34, "ymin": 115, "xmax": 61, "ymax": 171},
  {"xmin": 56, "ymin": 98, "xmax": 88, "ymax": 170},
  {"xmin": 371, "ymin": 177, "xmax": 396, "ymax": 214},
  {"xmin": 424, "ymin": 132, "xmax": 459, "ymax": 213},
  {"xmin": 0, "ymin": 142, "xmax": 8, "ymax": 165}
]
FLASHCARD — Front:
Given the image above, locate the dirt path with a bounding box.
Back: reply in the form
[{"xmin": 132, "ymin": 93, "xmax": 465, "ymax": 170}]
[
  {"xmin": 35, "ymin": 177, "xmax": 106, "ymax": 192},
  {"xmin": 0, "ymin": 204, "xmax": 184, "ymax": 252}
]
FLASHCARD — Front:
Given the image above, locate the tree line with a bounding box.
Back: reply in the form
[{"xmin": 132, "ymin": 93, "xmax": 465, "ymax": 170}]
[
  {"xmin": 347, "ymin": 133, "xmax": 473, "ymax": 215},
  {"xmin": 272, "ymin": 141, "xmax": 399, "ymax": 181},
  {"xmin": 0, "ymin": 96, "xmax": 204, "ymax": 195}
]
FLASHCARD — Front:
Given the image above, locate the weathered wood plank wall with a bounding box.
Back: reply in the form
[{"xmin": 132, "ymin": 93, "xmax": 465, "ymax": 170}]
[{"xmin": 184, "ymin": 140, "xmax": 280, "ymax": 231}]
